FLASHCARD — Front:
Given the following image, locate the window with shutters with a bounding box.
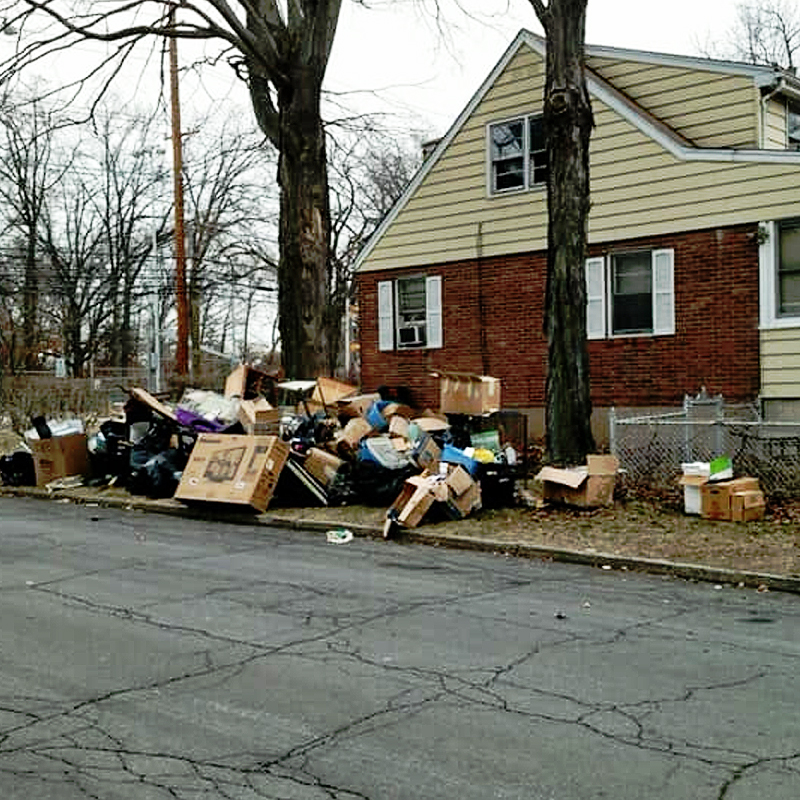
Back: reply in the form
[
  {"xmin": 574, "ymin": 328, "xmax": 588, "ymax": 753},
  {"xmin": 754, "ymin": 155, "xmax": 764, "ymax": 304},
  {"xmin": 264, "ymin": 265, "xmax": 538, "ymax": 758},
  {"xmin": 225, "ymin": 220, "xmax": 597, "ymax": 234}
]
[
  {"xmin": 585, "ymin": 249, "xmax": 675, "ymax": 339},
  {"xmin": 377, "ymin": 275, "xmax": 443, "ymax": 351}
]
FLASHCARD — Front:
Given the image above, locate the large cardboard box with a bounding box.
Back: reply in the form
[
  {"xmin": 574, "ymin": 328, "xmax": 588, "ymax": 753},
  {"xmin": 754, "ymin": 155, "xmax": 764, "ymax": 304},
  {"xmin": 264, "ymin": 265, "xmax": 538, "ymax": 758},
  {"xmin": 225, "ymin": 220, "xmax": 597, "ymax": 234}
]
[
  {"xmin": 439, "ymin": 374, "xmax": 501, "ymax": 416},
  {"xmin": 701, "ymin": 477, "xmax": 761, "ymax": 520},
  {"xmin": 29, "ymin": 434, "xmax": 89, "ymax": 488},
  {"xmin": 174, "ymin": 434, "xmax": 289, "ymax": 513},
  {"xmin": 535, "ymin": 455, "xmax": 619, "ymax": 508}
]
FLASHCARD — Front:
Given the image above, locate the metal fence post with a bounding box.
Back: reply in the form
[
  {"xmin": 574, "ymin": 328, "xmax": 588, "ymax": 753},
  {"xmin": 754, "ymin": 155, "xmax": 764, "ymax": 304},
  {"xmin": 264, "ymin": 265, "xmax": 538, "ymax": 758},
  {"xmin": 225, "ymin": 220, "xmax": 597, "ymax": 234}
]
[{"xmin": 609, "ymin": 407, "xmax": 617, "ymax": 457}]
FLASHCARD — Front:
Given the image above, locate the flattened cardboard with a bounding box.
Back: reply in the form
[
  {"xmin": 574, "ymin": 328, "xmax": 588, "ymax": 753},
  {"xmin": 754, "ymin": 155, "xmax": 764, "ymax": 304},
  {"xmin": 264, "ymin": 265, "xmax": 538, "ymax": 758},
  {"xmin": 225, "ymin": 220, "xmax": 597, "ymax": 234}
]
[
  {"xmin": 174, "ymin": 434, "xmax": 288, "ymax": 513},
  {"xmin": 29, "ymin": 433, "xmax": 89, "ymax": 488},
  {"xmin": 129, "ymin": 387, "xmax": 177, "ymax": 422}
]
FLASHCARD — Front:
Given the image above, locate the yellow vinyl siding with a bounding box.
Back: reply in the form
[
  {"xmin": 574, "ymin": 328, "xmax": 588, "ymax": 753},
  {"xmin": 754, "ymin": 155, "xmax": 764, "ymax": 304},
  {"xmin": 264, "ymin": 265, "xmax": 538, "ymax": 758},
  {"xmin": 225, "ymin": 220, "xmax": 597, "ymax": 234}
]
[
  {"xmin": 763, "ymin": 97, "xmax": 787, "ymax": 149},
  {"xmin": 587, "ymin": 56, "xmax": 759, "ymax": 148},
  {"xmin": 360, "ymin": 42, "xmax": 800, "ymax": 274},
  {"xmin": 761, "ymin": 328, "xmax": 800, "ymax": 397}
]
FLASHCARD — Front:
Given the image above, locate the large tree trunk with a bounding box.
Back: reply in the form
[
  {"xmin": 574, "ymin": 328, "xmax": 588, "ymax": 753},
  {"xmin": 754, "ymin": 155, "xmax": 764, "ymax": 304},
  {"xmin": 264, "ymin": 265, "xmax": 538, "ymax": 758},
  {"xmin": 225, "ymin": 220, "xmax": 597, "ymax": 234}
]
[
  {"xmin": 275, "ymin": 67, "xmax": 331, "ymax": 380},
  {"xmin": 534, "ymin": 0, "xmax": 596, "ymax": 465}
]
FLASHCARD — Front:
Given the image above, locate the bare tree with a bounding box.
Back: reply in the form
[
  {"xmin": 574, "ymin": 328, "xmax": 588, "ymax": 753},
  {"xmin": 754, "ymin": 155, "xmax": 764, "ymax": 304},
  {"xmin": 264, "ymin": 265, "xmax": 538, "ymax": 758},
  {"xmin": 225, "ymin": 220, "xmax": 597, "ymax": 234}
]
[
  {"xmin": 529, "ymin": 0, "xmax": 595, "ymax": 465},
  {"xmin": 2, "ymin": 1, "xmax": 341, "ymax": 380},
  {"xmin": 90, "ymin": 109, "xmax": 171, "ymax": 370},
  {"xmin": 38, "ymin": 172, "xmax": 112, "ymax": 377},
  {"xmin": 180, "ymin": 119, "xmax": 277, "ymax": 375},
  {"xmin": 0, "ymin": 97, "xmax": 65, "ymax": 370},
  {"xmin": 328, "ymin": 129, "xmax": 420, "ymax": 375},
  {"xmin": 728, "ymin": 1, "xmax": 800, "ymax": 69}
]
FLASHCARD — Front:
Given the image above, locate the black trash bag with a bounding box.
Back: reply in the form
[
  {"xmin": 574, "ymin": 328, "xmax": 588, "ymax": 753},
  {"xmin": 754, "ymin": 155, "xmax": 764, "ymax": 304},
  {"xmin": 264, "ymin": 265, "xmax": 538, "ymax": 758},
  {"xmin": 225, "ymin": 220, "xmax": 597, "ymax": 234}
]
[
  {"xmin": 128, "ymin": 418, "xmax": 180, "ymax": 495},
  {"xmin": 88, "ymin": 420, "xmax": 131, "ymax": 485},
  {"xmin": 0, "ymin": 451, "xmax": 36, "ymax": 486},
  {"xmin": 131, "ymin": 449, "xmax": 186, "ymax": 499},
  {"xmin": 351, "ymin": 460, "xmax": 418, "ymax": 506}
]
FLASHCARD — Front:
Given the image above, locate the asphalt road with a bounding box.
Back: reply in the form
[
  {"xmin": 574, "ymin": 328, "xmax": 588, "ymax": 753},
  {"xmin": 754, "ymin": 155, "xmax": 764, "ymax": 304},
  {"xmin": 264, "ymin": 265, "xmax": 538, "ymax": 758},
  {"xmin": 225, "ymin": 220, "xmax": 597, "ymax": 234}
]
[{"xmin": 0, "ymin": 496, "xmax": 798, "ymax": 800}]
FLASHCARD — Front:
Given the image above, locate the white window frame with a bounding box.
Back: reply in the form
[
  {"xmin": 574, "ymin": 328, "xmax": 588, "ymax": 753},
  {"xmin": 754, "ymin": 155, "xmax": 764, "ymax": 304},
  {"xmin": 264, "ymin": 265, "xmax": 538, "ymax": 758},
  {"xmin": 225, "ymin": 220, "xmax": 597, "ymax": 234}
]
[
  {"xmin": 377, "ymin": 275, "xmax": 443, "ymax": 351},
  {"xmin": 487, "ymin": 113, "xmax": 547, "ymax": 196},
  {"xmin": 789, "ymin": 102, "xmax": 800, "ymax": 151},
  {"xmin": 760, "ymin": 219, "xmax": 800, "ymax": 329},
  {"xmin": 585, "ymin": 249, "xmax": 675, "ymax": 339}
]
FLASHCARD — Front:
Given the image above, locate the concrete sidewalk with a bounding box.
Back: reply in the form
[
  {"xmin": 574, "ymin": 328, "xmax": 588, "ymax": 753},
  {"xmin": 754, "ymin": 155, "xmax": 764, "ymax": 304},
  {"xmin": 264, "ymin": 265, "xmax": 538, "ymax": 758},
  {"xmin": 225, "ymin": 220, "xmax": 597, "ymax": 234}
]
[{"xmin": 3, "ymin": 483, "xmax": 799, "ymax": 594}]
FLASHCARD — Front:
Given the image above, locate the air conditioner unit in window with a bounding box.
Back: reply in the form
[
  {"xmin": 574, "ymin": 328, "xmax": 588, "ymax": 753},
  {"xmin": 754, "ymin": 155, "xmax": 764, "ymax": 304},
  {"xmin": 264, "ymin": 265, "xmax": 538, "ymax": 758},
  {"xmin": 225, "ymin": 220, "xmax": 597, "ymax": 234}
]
[{"xmin": 398, "ymin": 323, "xmax": 425, "ymax": 347}]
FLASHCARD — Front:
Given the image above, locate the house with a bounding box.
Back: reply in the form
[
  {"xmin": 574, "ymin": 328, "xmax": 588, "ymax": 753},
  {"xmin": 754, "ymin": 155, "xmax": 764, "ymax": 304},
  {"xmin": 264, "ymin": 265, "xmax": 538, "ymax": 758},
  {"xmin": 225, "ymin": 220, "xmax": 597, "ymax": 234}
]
[{"xmin": 354, "ymin": 30, "xmax": 800, "ymax": 439}]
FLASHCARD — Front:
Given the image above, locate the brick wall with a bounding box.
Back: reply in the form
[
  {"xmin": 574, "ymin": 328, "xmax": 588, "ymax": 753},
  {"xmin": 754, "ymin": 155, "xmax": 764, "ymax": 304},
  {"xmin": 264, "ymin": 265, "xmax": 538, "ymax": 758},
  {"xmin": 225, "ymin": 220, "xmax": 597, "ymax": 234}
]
[{"xmin": 356, "ymin": 224, "xmax": 760, "ymax": 411}]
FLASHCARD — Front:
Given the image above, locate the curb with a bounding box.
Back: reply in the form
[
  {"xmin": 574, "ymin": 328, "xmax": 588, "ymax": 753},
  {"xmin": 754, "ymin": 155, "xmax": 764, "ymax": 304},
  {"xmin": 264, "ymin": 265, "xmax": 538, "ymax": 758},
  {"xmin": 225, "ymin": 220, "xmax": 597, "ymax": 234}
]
[{"xmin": 3, "ymin": 486, "xmax": 799, "ymax": 595}]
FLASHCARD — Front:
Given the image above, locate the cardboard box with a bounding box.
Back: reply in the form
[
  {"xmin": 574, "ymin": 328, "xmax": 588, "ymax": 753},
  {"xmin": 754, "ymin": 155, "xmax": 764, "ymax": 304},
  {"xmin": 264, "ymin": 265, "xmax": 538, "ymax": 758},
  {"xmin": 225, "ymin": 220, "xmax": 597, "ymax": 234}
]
[
  {"xmin": 731, "ymin": 490, "xmax": 766, "ymax": 522},
  {"xmin": 700, "ymin": 477, "xmax": 760, "ymax": 520},
  {"xmin": 238, "ymin": 398, "xmax": 280, "ymax": 436},
  {"xmin": 129, "ymin": 387, "xmax": 177, "ymax": 422},
  {"xmin": 340, "ymin": 417, "xmax": 373, "ymax": 449},
  {"xmin": 439, "ymin": 374, "xmax": 501, "ymax": 416},
  {"xmin": 445, "ymin": 480, "xmax": 482, "ymax": 519},
  {"xmin": 535, "ymin": 455, "xmax": 619, "ymax": 508},
  {"xmin": 388, "ymin": 475, "xmax": 437, "ymax": 528},
  {"xmin": 304, "ymin": 447, "xmax": 345, "ymax": 488},
  {"xmin": 445, "ymin": 464, "xmax": 474, "ymax": 497},
  {"xmin": 443, "ymin": 465, "xmax": 482, "ymax": 519},
  {"xmin": 304, "ymin": 377, "xmax": 358, "ymax": 414},
  {"xmin": 412, "ymin": 416, "xmax": 450, "ymax": 434},
  {"xmin": 388, "ymin": 414, "xmax": 410, "ymax": 439},
  {"xmin": 174, "ymin": 434, "xmax": 289, "ymax": 513},
  {"xmin": 224, "ymin": 364, "xmax": 274, "ymax": 400},
  {"xmin": 29, "ymin": 433, "xmax": 89, "ymax": 488},
  {"xmin": 412, "ymin": 433, "xmax": 441, "ymax": 472},
  {"xmin": 337, "ymin": 392, "xmax": 381, "ymax": 419}
]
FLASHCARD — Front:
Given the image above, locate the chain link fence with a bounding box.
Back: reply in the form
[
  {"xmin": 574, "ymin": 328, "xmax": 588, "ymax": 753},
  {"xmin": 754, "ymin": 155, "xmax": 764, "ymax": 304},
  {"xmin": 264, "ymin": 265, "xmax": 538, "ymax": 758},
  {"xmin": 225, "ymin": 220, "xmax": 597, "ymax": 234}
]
[{"xmin": 609, "ymin": 393, "xmax": 800, "ymax": 500}]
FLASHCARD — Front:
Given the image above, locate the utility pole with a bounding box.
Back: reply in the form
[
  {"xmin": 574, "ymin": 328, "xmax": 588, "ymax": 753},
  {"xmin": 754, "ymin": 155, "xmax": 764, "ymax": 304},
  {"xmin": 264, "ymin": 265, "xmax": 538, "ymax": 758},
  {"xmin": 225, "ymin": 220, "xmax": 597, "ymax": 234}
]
[{"xmin": 169, "ymin": 7, "xmax": 189, "ymax": 379}]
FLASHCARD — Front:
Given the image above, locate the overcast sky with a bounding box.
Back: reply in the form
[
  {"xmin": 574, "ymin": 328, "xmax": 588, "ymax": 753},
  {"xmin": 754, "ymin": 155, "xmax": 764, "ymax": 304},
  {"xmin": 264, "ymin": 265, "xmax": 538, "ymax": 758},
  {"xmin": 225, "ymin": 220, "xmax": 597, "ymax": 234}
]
[{"xmin": 325, "ymin": 0, "xmax": 744, "ymax": 138}]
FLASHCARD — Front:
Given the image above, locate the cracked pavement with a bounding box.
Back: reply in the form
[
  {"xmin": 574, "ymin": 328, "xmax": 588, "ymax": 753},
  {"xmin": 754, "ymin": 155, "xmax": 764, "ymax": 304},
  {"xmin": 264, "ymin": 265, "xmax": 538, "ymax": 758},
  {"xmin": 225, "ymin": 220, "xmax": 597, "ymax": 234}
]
[{"xmin": 0, "ymin": 495, "xmax": 798, "ymax": 799}]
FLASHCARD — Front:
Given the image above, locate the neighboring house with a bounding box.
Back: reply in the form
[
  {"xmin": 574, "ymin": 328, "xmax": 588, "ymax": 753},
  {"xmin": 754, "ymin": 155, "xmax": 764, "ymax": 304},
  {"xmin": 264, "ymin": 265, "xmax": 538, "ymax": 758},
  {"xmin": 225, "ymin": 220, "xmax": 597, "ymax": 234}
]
[{"xmin": 354, "ymin": 30, "xmax": 800, "ymax": 438}]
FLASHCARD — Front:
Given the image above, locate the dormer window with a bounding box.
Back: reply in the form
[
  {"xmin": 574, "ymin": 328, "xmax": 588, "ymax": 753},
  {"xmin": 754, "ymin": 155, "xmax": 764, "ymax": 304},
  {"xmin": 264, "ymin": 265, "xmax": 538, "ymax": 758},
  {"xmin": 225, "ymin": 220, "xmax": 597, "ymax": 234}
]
[{"xmin": 489, "ymin": 114, "xmax": 547, "ymax": 194}]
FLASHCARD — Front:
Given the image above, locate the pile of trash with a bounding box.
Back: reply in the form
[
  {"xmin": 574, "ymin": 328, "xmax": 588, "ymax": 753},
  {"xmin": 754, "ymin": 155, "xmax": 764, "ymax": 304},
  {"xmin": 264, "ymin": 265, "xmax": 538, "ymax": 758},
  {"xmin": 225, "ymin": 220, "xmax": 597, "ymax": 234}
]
[{"xmin": 0, "ymin": 366, "xmax": 524, "ymax": 534}]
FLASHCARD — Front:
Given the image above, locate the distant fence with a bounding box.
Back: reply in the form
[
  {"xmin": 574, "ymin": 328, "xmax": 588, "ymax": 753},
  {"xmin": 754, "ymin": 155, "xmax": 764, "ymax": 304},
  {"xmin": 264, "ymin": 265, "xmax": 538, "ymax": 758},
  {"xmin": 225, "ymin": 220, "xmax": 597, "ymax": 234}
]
[
  {"xmin": 0, "ymin": 370, "xmax": 151, "ymax": 431},
  {"xmin": 609, "ymin": 394, "xmax": 800, "ymax": 499}
]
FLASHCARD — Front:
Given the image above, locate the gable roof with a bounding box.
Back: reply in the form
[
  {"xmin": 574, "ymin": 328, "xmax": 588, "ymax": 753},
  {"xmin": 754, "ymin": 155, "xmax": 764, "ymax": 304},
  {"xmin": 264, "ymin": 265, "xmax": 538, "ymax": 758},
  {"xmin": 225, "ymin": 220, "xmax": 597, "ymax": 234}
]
[{"xmin": 355, "ymin": 29, "xmax": 800, "ymax": 272}]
